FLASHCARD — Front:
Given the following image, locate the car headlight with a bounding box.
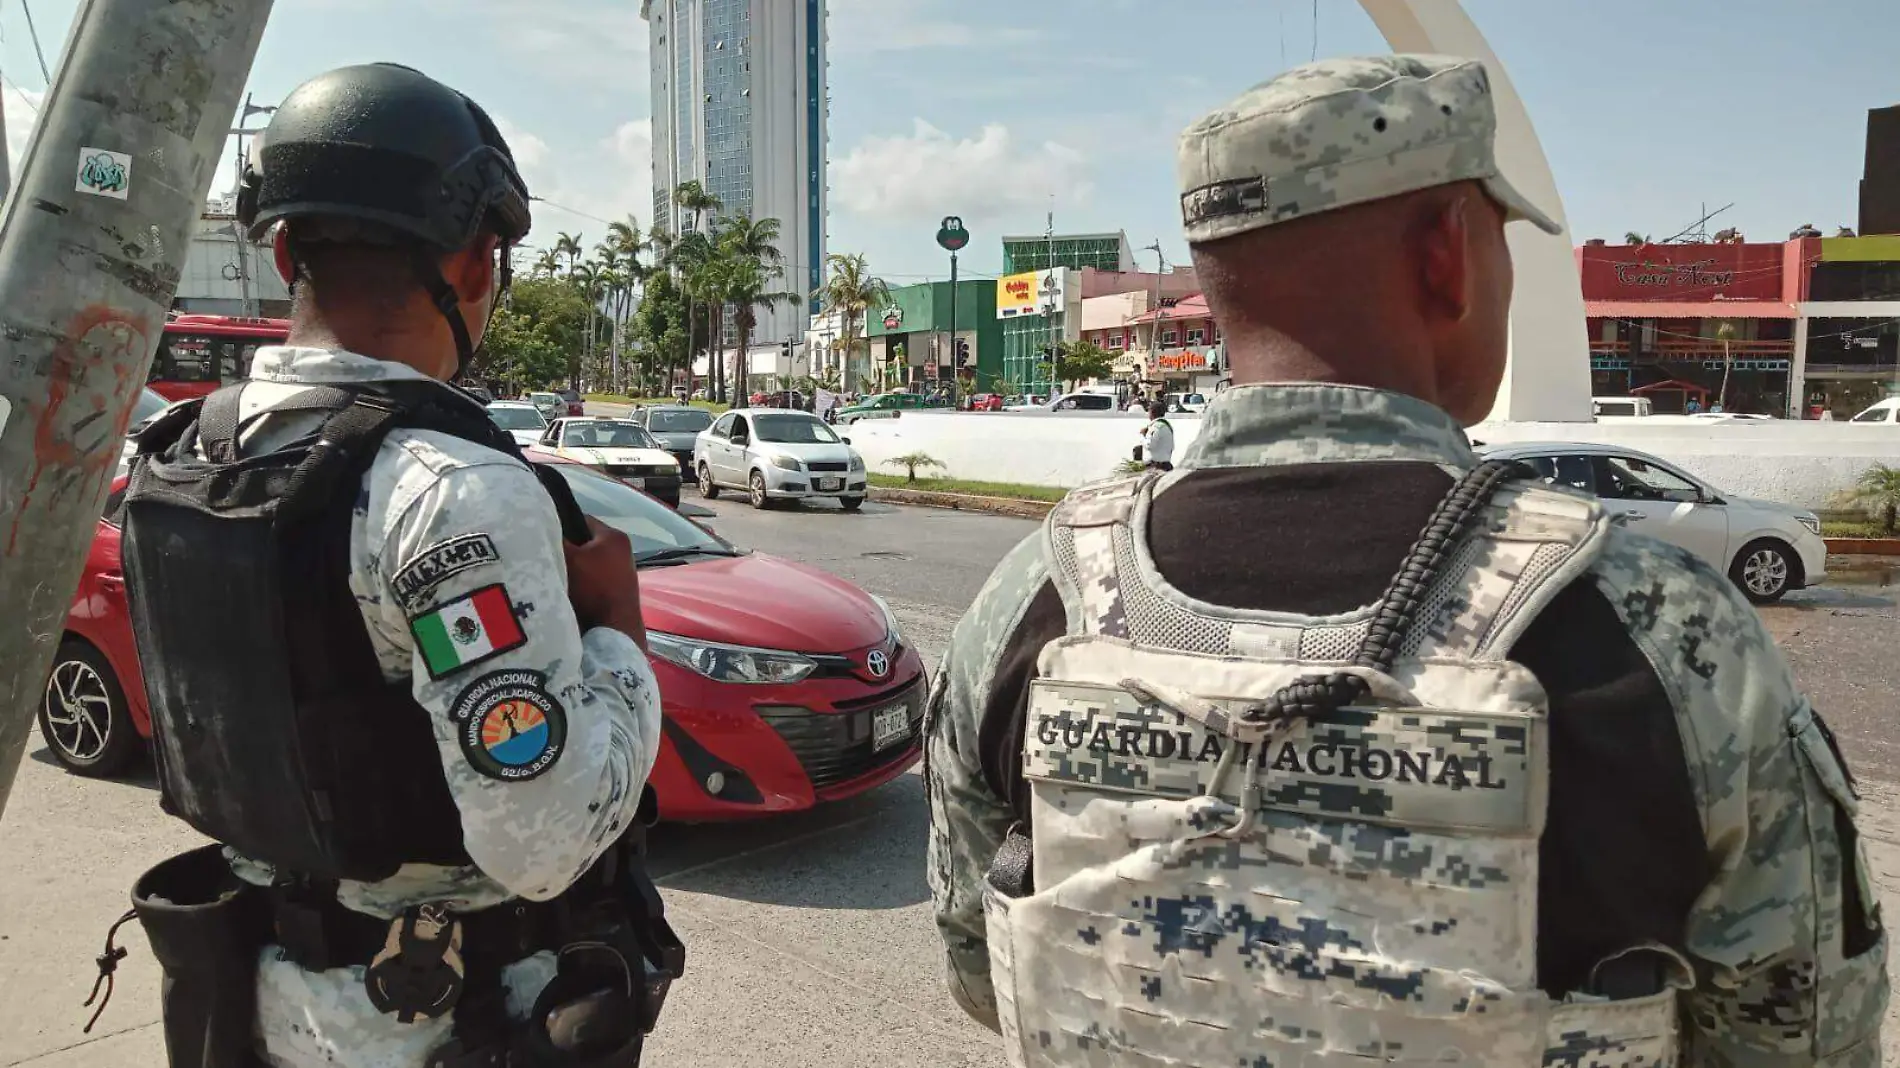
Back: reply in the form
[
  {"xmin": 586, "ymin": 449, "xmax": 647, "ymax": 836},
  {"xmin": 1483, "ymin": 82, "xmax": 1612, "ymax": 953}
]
[
  {"xmin": 770, "ymin": 454, "xmax": 802, "ymax": 472},
  {"xmin": 1798, "ymin": 514, "xmax": 1822, "ymax": 536},
  {"xmin": 646, "ymin": 632, "xmax": 816, "ymax": 685},
  {"xmin": 870, "ymin": 594, "xmax": 904, "ymax": 646},
  {"xmin": 849, "ymin": 453, "xmax": 865, "ymax": 473}
]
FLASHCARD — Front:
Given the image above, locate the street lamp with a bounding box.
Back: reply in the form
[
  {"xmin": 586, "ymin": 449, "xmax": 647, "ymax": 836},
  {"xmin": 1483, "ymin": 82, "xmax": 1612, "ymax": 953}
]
[{"xmin": 936, "ymin": 215, "xmax": 969, "ymax": 406}]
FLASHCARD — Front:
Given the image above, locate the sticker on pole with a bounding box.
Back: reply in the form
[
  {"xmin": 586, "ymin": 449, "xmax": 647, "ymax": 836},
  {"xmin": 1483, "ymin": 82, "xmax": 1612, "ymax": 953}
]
[{"xmin": 76, "ymin": 148, "xmax": 131, "ymax": 200}]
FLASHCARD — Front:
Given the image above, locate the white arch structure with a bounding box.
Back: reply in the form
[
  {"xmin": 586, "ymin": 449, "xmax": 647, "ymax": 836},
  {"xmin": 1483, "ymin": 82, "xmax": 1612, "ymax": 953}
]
[{"xmin": 1361, "ymin": 0, "xmax": 1592, "ymax": 423}]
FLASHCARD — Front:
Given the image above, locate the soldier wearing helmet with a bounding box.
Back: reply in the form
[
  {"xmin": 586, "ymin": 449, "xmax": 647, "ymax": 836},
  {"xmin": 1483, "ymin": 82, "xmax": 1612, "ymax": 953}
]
[{"xmin": 108, "ymin": 65, "xmax": 680, "ymax": 1066}]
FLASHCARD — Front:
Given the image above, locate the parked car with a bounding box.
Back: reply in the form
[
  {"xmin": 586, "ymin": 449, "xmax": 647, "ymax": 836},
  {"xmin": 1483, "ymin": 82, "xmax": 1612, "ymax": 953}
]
[
  {"xmin": 538, "ymin": 417, "xmax": 683, "ymax": 507},
  {"xmin": 1478, "ymin": 441, "xmax": 1825, "ymax": 604},
  {"xmin": 967, "ymin": 393, "xmax": 1005, "ymax": 412},
  {"xmin": 1163, "ymin": 391, "xmax": 1208, "ymax": 414},
  {"xmin": 117, "ymin": 387, "xmax": 176, "ymax": 477},
  {"xmin": 834, "ymin": 391, "xmax": 942, "ymax": 424},
  {"xmin": 526, "ymin": 391, "xmax": 564, "ymax": 420},
  {"xmin": 40, "ymin": 460, "xmax": 927, "ymax": 821},
  {"xmin": 1592, "ymin": 396, "xmax": 1654, "ymax": 418},
  {"xmin": 484, "ymin": 401, "xmax": 549, "ymax": 448},
  {"xmin": 694, "ymin": 408, "xmax": 868, "ymax": 511},
  {"xmin": 558, "ymin": 387, "xmax": 586, "ymax": 417},
  {"xmin": 1011, "ymin": 391, "xmax": 1121, "ymax": 413},
  {"xmin": 1848, "ymin": 397, "xmax": 1900, "ymax": 424},
  {"xmin": 635, "ymin": 404, "xmax": 717, "ymax": 473}
]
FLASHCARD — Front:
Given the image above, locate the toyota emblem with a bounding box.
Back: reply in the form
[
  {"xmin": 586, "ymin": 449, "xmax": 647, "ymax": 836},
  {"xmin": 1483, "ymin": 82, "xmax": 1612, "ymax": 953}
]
[{"xmin": 866, "ymin": 649, "xmax": 890, "ymax": 679}]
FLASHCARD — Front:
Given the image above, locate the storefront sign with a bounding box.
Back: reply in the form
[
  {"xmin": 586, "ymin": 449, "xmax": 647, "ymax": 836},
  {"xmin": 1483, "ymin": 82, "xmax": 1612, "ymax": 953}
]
[
  {"xmin": 998, "ymin": 270, "xmax": 1064, "ymax": 319},
  {"xmin": 1578, "ymin": 242, "xmax": 1782, "ymax": 302},
  {"xmin": 1156, "ymin": 346, "xmax": 1217, "ymax": 372},
  {"xmin": 881, "ymin": 305, "xmax": 903, "ymax": 329}
]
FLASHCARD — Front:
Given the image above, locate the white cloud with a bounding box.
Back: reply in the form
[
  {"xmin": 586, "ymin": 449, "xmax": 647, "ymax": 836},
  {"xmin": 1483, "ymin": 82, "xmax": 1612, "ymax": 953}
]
[
  {"xmin": 827, "ymin": 0, "xmax": 1040, "ymax": 55},
  {"xmin": 833, "ymin": 119, "xmax": 1092, "ymax": 222},
  {"xmin": 3, "ymin": 83, "xmax": 45, "ymax": 179},
  {"xmin": 494, "ymin": 115, "xmax": 656, "ymax": 254}
]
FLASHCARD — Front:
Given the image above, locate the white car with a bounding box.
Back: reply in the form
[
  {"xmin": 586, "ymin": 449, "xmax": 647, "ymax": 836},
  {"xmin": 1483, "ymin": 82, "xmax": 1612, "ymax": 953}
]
[
  {"xmin": 1848, "ymin": 397, "xmax": 1900, "ymax": 423},
  {"xmin": 1479, "ymin": 441, "xmax": 1825, "ymax": 604},
  {"xmin": 537, "ymin": 417, "xmax": 684, "ymax": 508},
  {"xmin": 484, "ymin": 401, "xmax": 548, "ymax": 448},
  {"xmin": 1163, "ymin": 391, "xmax": 1208, "ymax": 414},
  {"xmin": 525, "ymin": 391, "xmax": 565, "ymax": 420},
  {"xmin": 1009, "ymin": 392, "xmax": 1123, "ymax": 413},
  {"xmin": 694, "ymin": 408, "xmax": 868, "ymax": 511},
  {"xmin": 117, "ymin": 387, "xmax": 176, "ymax": 478}
]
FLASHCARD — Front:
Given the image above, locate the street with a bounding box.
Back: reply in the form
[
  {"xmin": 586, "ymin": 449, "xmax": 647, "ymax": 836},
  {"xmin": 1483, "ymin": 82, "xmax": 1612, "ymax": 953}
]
[{"xmin": 2, "ymin": 491, "xmax": 1897, "ymax": 1066}]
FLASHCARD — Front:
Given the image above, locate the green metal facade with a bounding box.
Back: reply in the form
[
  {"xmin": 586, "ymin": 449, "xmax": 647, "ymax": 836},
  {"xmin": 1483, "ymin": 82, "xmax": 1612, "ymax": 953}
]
[
  {"xmin": 1001, "ymin": 235, "xmax": 1126, "ymax": 273},
  {"xmin": 864, "ymin": 280, "xmax": 1003, "ymax": 391}
]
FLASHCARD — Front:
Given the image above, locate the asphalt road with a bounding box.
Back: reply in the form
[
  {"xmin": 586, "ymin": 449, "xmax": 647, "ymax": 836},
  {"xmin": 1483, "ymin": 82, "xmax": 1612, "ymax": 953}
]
[{"xmin": 1, "ymin": 484, "xmax": 1896, "ymax": 1066}]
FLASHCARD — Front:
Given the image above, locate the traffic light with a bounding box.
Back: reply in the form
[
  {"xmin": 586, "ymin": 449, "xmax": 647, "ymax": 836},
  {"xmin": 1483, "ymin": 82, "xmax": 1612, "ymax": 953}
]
[{"xmin": 954, "ymin": 338, "xmax": 971, "ymax": 367}]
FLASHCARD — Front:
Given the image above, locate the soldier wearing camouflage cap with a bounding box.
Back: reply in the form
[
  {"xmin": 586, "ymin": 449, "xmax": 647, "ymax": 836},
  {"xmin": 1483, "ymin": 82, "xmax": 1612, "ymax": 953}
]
[{"xmin": 926, "ymin": 55, "xmax": 1886, "ymax": 1067}]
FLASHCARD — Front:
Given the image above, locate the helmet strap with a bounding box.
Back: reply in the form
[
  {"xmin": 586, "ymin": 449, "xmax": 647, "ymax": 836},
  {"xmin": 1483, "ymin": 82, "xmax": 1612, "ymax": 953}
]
[{"xmin": 411, "ymin": 245, "xmax": 476, "ymax": 378}]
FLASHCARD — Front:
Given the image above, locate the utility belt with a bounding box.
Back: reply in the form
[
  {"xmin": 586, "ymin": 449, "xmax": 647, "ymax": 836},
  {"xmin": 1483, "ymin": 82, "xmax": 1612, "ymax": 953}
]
[{"xmin": 89, "ymin": 798, "xmax": 683, "ymax": 1068}]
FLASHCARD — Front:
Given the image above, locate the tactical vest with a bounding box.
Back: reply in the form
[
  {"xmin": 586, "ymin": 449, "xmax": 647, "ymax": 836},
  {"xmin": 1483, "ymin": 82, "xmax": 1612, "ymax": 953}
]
[
  {"xmin": 983, "ymin": 463, "xmax": 1691, "ymax": 1067},
  {"xmin": 122, "ymin": 380, "xmax": 586, "ymax": 883}
]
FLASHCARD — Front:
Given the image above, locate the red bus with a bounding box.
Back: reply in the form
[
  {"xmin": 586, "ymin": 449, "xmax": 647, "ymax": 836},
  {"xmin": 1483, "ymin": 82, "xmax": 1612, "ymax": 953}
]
[{"xmin": 147, "ymin": 313, "xmax": 291, "ymax": 402}]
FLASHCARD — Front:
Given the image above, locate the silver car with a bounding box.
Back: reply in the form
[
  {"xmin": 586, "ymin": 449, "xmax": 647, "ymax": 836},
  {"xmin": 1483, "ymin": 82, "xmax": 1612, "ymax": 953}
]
[
  {"xmin": 636, "ymin": 404, "xmax": 717, "ymax": 474},
  {"xmin": 693, "ymin": 408, "xmax": 868, "ymax": 511}
]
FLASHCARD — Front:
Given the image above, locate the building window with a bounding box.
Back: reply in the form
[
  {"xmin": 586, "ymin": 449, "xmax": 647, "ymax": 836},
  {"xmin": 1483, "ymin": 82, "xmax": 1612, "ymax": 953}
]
[
  {"xmin": 1108, "ymin": 333, "xmax": 1124, "ymax": 350},
  {"xmin": 1162, "ymin": 329, "xmax": 1178, "ymax": 347},
  {"xmin": 1187, "ymin": 327, "xmax": 1205, "ymax": 346}
]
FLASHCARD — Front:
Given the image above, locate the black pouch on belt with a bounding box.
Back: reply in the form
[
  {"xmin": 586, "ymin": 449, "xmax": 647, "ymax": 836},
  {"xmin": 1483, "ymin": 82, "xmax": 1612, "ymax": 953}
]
[{"xmin": 127, "ymin": 845, "xmax": 268, "ymax": 1068}]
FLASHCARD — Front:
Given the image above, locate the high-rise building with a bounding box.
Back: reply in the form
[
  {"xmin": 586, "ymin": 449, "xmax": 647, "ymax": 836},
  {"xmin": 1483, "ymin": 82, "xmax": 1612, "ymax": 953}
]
[{"xmin": 643, "ymin": 0, "xmax": 827, "ymax": 348}]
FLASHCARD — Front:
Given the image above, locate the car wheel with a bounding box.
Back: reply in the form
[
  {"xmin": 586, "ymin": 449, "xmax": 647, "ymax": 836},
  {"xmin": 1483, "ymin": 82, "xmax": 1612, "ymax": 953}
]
[
  {"xmin": 840, "ymin": 495, "xmax": 864, "ymax": 513},
  {"xmin": 38, "ymin": 639, "xmax": 141, "ymax": 777},
  {"xmin": 749, "ymin": 471, "xmax": 772, "ymax": 509},
  {"xmin": 1731, "ymin": 538, "xmax": 1799, "ymax": 604},
  {"xmin": 698, "ymin": 463, "xmax": 720, "ymax": 499}
]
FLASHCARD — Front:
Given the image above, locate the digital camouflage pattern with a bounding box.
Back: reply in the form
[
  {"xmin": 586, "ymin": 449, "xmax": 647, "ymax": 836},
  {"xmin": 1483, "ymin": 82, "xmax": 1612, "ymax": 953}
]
[
  {"xmin": 218, "ymin": 347, "xmax": 663, "ymax": 1068},
  {"xmin": 924, "ymin": 382, "xmax": 1889, "ymax": 1066},
  {"xmin": 1177, "ymin": 54, "xmax": 1561, "ymax": 244}
]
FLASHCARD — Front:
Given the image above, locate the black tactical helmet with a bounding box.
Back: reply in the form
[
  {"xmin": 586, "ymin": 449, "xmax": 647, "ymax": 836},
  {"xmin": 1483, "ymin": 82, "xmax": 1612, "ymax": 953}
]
[{"xmin": 237, "ymin": 63, "xmax": 532, "ymax": 369}]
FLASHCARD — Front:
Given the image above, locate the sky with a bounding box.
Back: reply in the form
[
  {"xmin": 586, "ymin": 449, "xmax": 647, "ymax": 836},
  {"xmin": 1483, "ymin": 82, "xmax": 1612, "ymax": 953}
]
[{"xmin": 0, "ymin": 0, "xmax": 1894, "ymax": 286}]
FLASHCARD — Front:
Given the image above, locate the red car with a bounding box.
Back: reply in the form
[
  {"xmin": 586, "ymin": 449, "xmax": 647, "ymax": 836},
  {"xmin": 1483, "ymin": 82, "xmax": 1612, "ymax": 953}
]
[
  {"xmin": 41, "ymin": 452, "xmax": 925, "ymax": 821},
  {"xmin": 970, "ymin": 394, "xmax": 1004, "ymax": 412}
]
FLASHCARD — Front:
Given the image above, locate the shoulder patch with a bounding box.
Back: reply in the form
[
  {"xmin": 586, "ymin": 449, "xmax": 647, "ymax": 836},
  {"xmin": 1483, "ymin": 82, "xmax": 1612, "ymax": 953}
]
[
  {"xmin": 393, "ymin": 533, "xmax": 501, "ymax": 611},
  {"xmin": 411, "ymin": 584, "xmax": 528, "ymax": 679},
  {"xmin": 449, "ymin": 669, "xmax": 567, "ymax": 782}
]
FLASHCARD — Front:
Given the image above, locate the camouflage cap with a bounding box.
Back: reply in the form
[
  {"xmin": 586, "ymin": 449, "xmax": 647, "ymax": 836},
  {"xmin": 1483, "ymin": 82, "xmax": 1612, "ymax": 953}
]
[{"xmin": 1178, "ymin": 54, "xmax": 1561, "ymax": 244}]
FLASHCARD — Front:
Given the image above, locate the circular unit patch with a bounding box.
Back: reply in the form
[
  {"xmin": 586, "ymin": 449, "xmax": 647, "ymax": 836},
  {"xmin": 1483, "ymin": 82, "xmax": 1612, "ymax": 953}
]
[{"xmin": 449, "ymin": 670, "xmax": 568, "ymax": 782}]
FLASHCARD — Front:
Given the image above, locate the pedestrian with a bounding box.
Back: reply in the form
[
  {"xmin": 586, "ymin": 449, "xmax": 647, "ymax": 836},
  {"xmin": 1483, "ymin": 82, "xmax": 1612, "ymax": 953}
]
[
  {"xmin": 109, "ymin": 65, "xmax": 680, "ymax": 1067},
  {"xmin": 1138, "ymin": 398, "xmax": 1174, "ymax": 471},
  {"xmin": 924, "ymin": 55, "xmax": 1886, "ymax": 1067}
]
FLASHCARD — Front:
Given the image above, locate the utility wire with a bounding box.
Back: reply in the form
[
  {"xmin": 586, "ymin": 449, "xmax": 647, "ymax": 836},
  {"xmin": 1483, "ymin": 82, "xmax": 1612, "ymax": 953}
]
[
  {"xmin": 20, "ymin": 0, "xmax": 48, "ymax": 83},
  {"xmin": 1311, "ymin": 0, "xmax": 1319, "ymax": 61}
]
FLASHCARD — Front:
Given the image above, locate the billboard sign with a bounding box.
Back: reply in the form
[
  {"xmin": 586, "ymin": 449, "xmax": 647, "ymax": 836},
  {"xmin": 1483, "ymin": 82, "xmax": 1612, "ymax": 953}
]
[
  {"xmin": 1577, "ymin": 242, "xmax": 1783, "ymax": 302},
  {"xmin": 998, "ymin": 269, "xmax": 1065, "ymax": 319}
]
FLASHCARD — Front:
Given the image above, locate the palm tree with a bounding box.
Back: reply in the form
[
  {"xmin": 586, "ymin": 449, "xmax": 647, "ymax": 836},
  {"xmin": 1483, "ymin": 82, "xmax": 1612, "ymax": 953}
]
[
  {"xmin": 815, "ymin": 253, "xmax": 890, "ymax": 391},
  {"xmin": 554, "ymin": 232, "xmax": 584, "ymax": 277},
  {"xmin": 571, "ymin": 262, "xmax": 602, "ymax": 390},
  {"xmin": 1850, "ymin": 464, "xmax": 1900, "ymax": 534},
  {"xmin": 1623, "ymin": 231, "xmax": 1650, "ymax": 246},
  {"xmin": 530, "ymin": 249, "xmax": 561, "ymax": 279},
  {"xmin": 1714, "ymin": 319, "xmax": 1739, "ymax": 411},
  {"xmin": 672, "ymin": 180, "xmax": 722, "ymax": 235},
  {"xmin": 668, "ymin": 229, "xmax": 720, "ymax": 400},
  {"xmin": 723, "ymin": 256, "xmax": 802, "ymax": 409}
]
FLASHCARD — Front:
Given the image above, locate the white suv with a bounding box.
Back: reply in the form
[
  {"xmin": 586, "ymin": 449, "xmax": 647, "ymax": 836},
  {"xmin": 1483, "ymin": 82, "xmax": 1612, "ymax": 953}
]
[{"xmin": 1479, "ymin": 441, "xmax": 1826, "ymax": 604}]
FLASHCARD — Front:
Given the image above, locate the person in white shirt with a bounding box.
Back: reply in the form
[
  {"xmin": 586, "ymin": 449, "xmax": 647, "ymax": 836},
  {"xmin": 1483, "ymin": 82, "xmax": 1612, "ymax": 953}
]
[{"xmin": 1141, "ymin": 399, "xmax": 1175, "ymax": 471}]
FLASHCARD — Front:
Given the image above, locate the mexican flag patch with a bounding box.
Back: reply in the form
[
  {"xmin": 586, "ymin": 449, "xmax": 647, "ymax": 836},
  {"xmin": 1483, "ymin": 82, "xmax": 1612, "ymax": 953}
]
[{"xmin": 411, "ymin": 584, "xmax": 527, "ymax": 679}]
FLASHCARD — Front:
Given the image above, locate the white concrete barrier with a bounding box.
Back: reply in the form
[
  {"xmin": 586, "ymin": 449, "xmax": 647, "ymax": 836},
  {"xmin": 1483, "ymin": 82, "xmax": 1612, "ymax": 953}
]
[{"xmin": 841, "ymin": 410, "xmax": 1900, "ymax": 511}]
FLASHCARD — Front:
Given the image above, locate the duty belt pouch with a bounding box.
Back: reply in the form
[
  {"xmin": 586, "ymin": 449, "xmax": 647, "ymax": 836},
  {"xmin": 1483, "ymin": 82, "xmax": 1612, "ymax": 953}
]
[{"xmin": 130, "ymin": 845, "xmax": 268, "ymax": 1068}]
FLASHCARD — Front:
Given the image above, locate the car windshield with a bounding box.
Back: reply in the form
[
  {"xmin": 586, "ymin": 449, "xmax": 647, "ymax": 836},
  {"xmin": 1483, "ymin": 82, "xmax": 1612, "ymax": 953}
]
[
  {"xmin": 564, "ymin": 422, "xmax": 656, "ymax": 449},
  {"xmin": 548, "ymin": 464, "xmax": 735, "ymax": 561},
  {"xmin": 487, "ymin": 406, "xmax": 547, "ymax": 431},
  {"xmin": 646, "ymin": 409, "xmax": 713, "ymax": 433},
  {"xmin": 1851, "ymin": 405, "xmax": 1892, "ymax": 423},
  {"xmin": 1184, "ymin": 393, "xmax": 1206, "ymax": 406},
  {"xmin": 752, "ymin": 414, "xmax": 840, "ymax": 444},
  {"xmin": 130, "ymin": 387, "xmax": 170, "ymax": 427}
]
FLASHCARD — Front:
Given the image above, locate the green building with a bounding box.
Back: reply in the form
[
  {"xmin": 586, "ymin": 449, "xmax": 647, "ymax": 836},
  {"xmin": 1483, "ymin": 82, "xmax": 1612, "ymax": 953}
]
[
  {"xmin": 864, "ymin": 279, "xmax": 1004, "ymax": 396},
  {"xmin": 996, "ymin": 232, "xmax": 1136, "ymax": 397}
]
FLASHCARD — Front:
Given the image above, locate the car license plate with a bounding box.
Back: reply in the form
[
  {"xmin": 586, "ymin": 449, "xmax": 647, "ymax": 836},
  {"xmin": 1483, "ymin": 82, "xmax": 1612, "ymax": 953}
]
[
  {"xmin": 624, "ymin": 476, "xmax": 644, "ymax": 488},
  {"xmin": 817, "ymin": 477, "xmax": 843, "ymax": 492},
  {"xmin": 871, "ymin": 704, "xmax": 908, "ymax": 751}
]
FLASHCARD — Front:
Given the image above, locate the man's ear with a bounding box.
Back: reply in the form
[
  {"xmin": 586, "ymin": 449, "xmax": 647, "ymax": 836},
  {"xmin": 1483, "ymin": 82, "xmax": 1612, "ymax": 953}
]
[
  {"xmin": 272, "ymin": 228, "xmax": 296, "ymax": 286},
  {"xmin": 1414, "ymin": 193, "xmax": 1472, "ymax": 324},
  {"xmin": 445, "ymin": 233, "xmax": 501, "ymax": 303}
]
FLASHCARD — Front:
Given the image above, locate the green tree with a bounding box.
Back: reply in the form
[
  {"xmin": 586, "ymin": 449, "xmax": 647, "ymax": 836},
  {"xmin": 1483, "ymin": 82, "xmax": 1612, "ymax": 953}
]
[
  {"xmin": 480, "ymin": 302, "xmax": 566, "ymax": 392},
  {"xmin": 884, "ymin": 451, "xmax": 945, "ymax": 483},
  {"xmin": 717, "ymin": 213, "xmax": 792, "ymax": 406},
  {"xmin": 506, "ymin": 277, "xmax": 591, "ymax": 388},
  {"xmin": 531, "ymin": 249, "xmax": 561, "ymax": 279},
  {"xmin": 1849, "ymin": 463, "xmax": 1900, "ymax": 534},
  {"xmin": 554, "ymin": 231, "xmax": 584, "ymax": 276},
  {"xmin": 1055, "ymin": 339, "xmax": 1115, "ymax": 390},
  {"xmin": 672, "ymin": 180, "xmax": 722, "ymax": 235},
  {"xmin": 815, "ymin": 253, "xmax": 889, "ymax": 393}
]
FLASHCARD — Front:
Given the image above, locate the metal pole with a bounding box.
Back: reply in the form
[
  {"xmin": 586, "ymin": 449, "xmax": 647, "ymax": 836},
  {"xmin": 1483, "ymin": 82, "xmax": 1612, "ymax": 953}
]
[
  {"xmin": 946, "ymin": 249, "xmax": 957, "ymax": 407},
  {"xmin": 0, "ymin": 0, "xmax": 271, "ymax": 820}
]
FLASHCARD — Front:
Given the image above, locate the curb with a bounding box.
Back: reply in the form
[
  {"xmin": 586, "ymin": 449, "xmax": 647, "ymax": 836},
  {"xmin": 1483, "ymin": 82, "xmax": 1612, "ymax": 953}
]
[
  {"xmin": 868, "ymin": 486, "xmax": 1056, "ymax": 519},
  {"xmin": 1825, "ymin": 537, "xmax": 1900, "ymax": 557}
]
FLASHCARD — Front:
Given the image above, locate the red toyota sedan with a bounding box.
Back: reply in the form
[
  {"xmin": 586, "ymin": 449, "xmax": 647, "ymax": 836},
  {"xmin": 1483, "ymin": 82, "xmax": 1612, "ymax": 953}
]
[{"xmin": 41, "ymin": 453, "xmax": 925, "ymax": 821}]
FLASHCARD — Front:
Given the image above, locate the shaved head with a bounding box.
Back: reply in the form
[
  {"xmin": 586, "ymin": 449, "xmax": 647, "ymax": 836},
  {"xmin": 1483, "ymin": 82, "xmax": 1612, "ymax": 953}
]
[{"xmin": 1190, "ymin": 180, "xmax": 1514, "ymax": 425}]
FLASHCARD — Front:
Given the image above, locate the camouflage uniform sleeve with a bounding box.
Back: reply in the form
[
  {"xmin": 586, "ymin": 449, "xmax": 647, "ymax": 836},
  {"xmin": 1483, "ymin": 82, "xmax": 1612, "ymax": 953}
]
[
  {"xmin": 1589, "ymin": 530, "xmax": 1888, "ymax": 1066},
  {"xmin": 361, "ymin": 441, "xmax": 661, "ymax": 902},
  {"xmin": 925, "ymin": 531, "xmax": 1054, "ymax": 1032}
]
